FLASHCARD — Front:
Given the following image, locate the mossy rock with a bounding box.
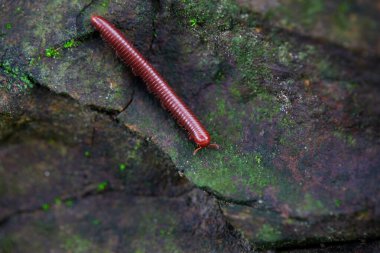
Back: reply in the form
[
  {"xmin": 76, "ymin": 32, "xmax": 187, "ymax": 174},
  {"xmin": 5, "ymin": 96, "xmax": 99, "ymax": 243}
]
[{"xmin": 1, "ymin": 0, "xmax": 380, "ymax": 250}]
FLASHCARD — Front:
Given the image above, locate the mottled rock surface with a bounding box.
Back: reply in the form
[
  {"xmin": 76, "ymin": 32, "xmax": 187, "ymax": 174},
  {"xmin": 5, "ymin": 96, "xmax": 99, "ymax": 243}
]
[{"xmin": 1, "ymin": 0, "xmax": 379, "ymax": 252}]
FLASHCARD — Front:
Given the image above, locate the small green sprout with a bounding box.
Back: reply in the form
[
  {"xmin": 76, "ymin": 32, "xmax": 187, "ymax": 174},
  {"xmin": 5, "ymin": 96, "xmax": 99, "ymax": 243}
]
[
  {"xmin": 45, "ymin": 47, "xmax": 60, "ymax": 58},
  {"xmin": 5, "ymin": 23, "xmax": 12, "ymax": 29},
  {"xmin": 101, "ymin": 1, "xmax": 109, "ymax": 7},
  {"xmin": 65, "ymin": 199, "xmax": 74, "ymax": 207},
  {"xmin": 92, "ymin": 219, "xmax": 101, "ymax": 225},
  {"xmin": 189, "ymin": 18, "xmax": 197, "ymax": 27},
  {"xmin": 119, "ymin": 163, "xmax": 127, "ymax": 171},
  {"xmin": 63, "ymin": 39, "xmax": 78, "ymax": 49},
  {"xmin": 84, "ymin": 150, "xmax": 91, "ymax": 157},
  {"xmin": 54, "ymin": 197, "xmax": 62, "ymax": 206},
  {"xmin": 97, "ymin": 181, "xmax": 108, "ymax": 192},
  {"xmin": 41, "ymin": 203, "xmax": 50, "ymax": 211}
]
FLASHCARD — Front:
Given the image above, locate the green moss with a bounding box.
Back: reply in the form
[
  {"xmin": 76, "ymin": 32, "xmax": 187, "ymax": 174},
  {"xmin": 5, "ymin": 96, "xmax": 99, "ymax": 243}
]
[
  {"xmin": 54, "ymin": 197, "xmax": 62, "ymax": 206},
  {"xmin": 65, "ymin": 199, "xmax": 74, "ymax": 207},
  {"xmin": 333, "ymin": 130, "xmax": 356, "ymax": 147},
  {"xmin": 334, "ymin": 199, "xmax": 342, "ymax": 207},
  {"xmin": 127, "ymin": 139, "xmax": 142, "ymax": 161},
  {"xmin": 301, "ymin": 193, "xmax": 327, "ymax": 213},
  {"xmin": 334, "ymin": 1, "xmax": 352, "ymax": 30},
  {"xmin": 298, "ymin": 45, "xmax": 317, "ymax": 61},
  {"xmin": 345, "ymin": 82, "xmax": 358, "ymax": 93},
  {"xmin": 228, "ymin": 33, "xmax": 287, "ymax": 122},
  {"xmin": 268, "ymin": 0, "xmax": 324, "ymax": 28},
  {"xmin": 231, "ymin": 35, "xmax": 272, "ymax": 96},
  {"xmin": 45, "ymin": 47, "xmax": 60, "ymax": 58},
  {"xmin": 0, "ymin": 61, "xmax": 34, "ymax": 91},
  {"xmin": 180, "ymin": 0, "xmax": 239, "ymax": 31},
  {"xmin": 187, "ymin": 146, "xmax": 277, "ymax": 197},
  {"xmin": 5, "ymin": 23, "xmax": 12, "ymax": 30},
  {"xmin": 41, "ymin": 203, "xmax": 50, "ymax": 211},
  {"xmin": 256, "ymin": 224, "xmax": 282, "ymax": 242},
  {"xmin": 63, "ymin": 39, "xmax": 79, "ymax": 49},
  {"xmin": 63, "ymin": 235, "xmax": 92, "ymax": 253},
  {"xmin": 214, "ymin": 68, "xmax": 226, "ymax": 84},
  {"xmin": 97, "ymin": 181, "xmax": 108, "ymax": 191},
  {"xmin": 92, "ymin": 219, "xmax": 101, "ymax": 225},
  {"xmin": 34, "ymin": 220, "xmax": 56, "ymax": 235},
  {"xmin": 279, "ymin": 116, "xmax": 296, "ymax": 129},
  {"xmin": 0, "ymin": 236, "xmax": 15, "ymax": 253},
  {"xmin": 135, "ymin": 210, "xmax": 182, "ymax": 253},
  {"xmin": 189, "ymin": 18, "xmax": 197, "ymax": 27},
  {"xmin": 100, "ymin": 0, "xmax": 110, "ymax": 8},
  {"xmin": 316, "ymin": 58, "xmax": 338, "ymax": 79},
  {"xmin": 119, "ymin": 163, "xmax": 127, "ymax": 171},
  {"xmin": 151, "ymin": 0, "xmax": 316, "ymax": 201},
  {"xmin": 29, "ymin": 56, "xmax": 41, "ymax": 67},
  {"xmin": 277, "ymin": 42, "xmax": 292, "ymax": 66}
]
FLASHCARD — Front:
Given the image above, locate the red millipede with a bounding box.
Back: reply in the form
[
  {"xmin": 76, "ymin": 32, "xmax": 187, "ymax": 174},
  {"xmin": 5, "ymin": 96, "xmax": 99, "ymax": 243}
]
[{"xmin": 91, "ymin": 15, "xmax": 219, "ymax": 155}]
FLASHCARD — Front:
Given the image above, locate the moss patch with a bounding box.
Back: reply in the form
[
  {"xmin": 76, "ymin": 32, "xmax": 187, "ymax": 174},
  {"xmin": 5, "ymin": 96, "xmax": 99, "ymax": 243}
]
[
  {"xmin": 63, "ymin": 39, "xmax": 80, "ymax": 49},
  {"xmin": 0, "ymin": 236, "xmax": 15, "ymax": 253},
  {"xmin": 45, "ymin": 47, "xmax": 60, "ymax": 58},
  {"xmin": 5, "ymin": 23, "xmax": 12, "ymax": 30},
  {"xmin": 299, "ymin": 193, "xmax": 327, "ymax": 214},
  {"xmin": 186, "ymin": 146, "xmax": 277, "ymax": 197},
  {"xmin": 256, "ymin": 224, "xmax": 282, "ymax": 242},
  {"xmin": 0, "ymin": 61, "xmax": 34, "ymax": 92},
  {"xmin": 133, "ymin": 210, "xmax": 182, "ymax": 253},
  {"xmin": 63, "ymin": 235, "xmax": 93, "ymax": 253}
]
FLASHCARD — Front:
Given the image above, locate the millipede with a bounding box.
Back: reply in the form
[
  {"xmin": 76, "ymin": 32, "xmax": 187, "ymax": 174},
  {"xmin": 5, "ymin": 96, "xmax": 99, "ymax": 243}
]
[{"xmin": 91, "ymin": 15, "xmax": 219, "ymax": 155}]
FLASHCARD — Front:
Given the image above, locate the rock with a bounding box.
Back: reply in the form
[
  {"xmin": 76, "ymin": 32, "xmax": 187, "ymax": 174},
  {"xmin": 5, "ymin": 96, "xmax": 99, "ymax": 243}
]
[
  {"xmin": 1, "ymin": 0, "xmax": 379, "ymax": 251},
  {"xmin": 236, "ymin": 0, "xmax": 380, "ymax": 56},
  {"xmin": 0, "ymin": 85, "xmax": 250, "ymax": 253}
]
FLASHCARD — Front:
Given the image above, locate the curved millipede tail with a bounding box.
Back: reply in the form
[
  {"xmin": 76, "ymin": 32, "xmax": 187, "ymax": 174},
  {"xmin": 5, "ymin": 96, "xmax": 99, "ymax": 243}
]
[{"xmin": 91, "ymin": 15, "xmax": 219, "ymax": 154}]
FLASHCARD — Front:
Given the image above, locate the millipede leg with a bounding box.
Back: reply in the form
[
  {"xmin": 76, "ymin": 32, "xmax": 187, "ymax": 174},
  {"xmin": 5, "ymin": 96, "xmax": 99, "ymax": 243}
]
[
  {"xmin": 208, "ymin": 143, "xmax": 220, "ymax": 150},
  {"xmin": 193, "ymin": 146, "xmax": 203, "ymax": 155}
]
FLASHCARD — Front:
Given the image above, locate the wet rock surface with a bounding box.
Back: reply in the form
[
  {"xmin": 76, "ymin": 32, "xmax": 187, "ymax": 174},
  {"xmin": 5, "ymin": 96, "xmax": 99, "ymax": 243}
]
[{"xmin": 1, "ymin": 0, "xmax": 379, "ymax": 252}]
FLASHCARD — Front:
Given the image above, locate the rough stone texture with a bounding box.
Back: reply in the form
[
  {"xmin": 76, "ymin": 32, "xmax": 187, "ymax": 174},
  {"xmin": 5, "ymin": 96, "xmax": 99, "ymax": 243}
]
[
  {"xmin": 0, "ymin": 85, "xmax": 251, "ymax": 253},
  {"xmin": 236, "ymin": 0, "xmax": 380, "ymax": 56},
  {"xmin": 1, "ymin": 0, "xmax": 380, "ymax": 252}
]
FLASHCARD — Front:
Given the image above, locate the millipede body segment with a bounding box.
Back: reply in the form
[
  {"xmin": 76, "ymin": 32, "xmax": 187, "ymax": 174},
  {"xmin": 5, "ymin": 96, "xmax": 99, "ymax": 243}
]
[{"xmin": 90, "ymin": 15, "xmax": 218, "ymax": 154}]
